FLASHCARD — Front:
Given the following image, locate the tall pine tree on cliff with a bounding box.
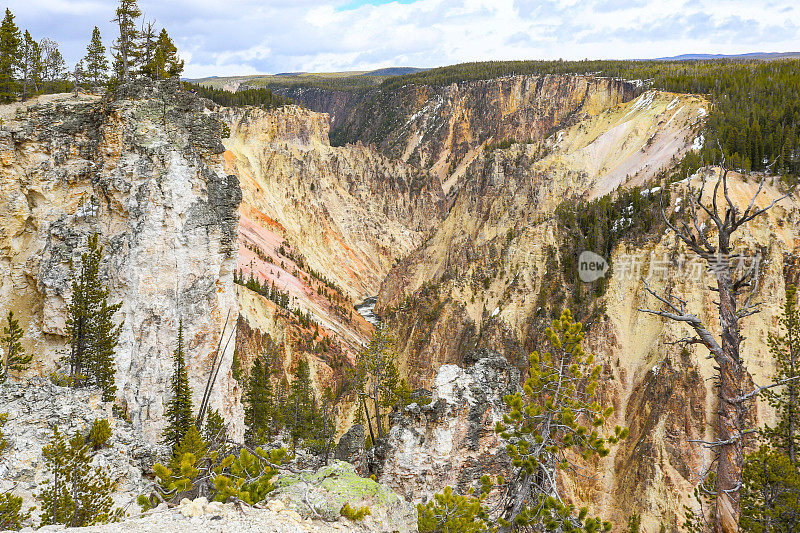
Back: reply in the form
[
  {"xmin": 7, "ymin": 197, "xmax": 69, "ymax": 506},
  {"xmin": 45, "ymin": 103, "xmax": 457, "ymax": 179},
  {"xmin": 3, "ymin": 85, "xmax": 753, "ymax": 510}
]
[
  {"xmin": 111, "ymin": 0, "xmax": 141, "ymax": 81},
  {"xmin": 0, "ymin": 9, "xmax": 21, "ymax": 103},
  {"xmin": 83, "ymin": 27, "xmax": 108, "ymax": 87},
  {"xmin": 244, "ymin": 357, "xmax": 274, "ymax": 446},
  {"xmin": 740, "ymin": 285, "xmax": 800, "ymax": 529},
  {"xmin": 1, "ymin": 310, "xmax": 31, "ymax": 382},
  {"xmin": 163, "ymin": 320, "xmax": 194, "ymax": 453},
  {"xmin": 142, "ymin": 29, "xmax": 183, "ymax": 80},
  {"xmin": 20, "ymin": 30, "xmax": 41, "ymax": 100},
  {"xmin": 66, "ymin": 233, "xmax": 122, "ymax": 401}
]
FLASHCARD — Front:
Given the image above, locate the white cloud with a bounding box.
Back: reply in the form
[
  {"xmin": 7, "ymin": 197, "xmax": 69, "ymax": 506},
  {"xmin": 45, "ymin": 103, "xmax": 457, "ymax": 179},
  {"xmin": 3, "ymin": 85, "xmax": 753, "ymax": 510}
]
[{"xmin": 16, "ymin": 0, "xmax": 800, "ymax": 78}]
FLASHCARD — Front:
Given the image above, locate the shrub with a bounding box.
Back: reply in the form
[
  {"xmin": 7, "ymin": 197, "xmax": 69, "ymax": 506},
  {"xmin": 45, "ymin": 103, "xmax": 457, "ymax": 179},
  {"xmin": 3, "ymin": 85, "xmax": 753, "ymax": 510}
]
[
  {"xmin": 417, "ymin": 484, "xmax": 496, "ymax": 533},
  {"xmin": 0, "ymin": 492, "xmax": 31, "ymax": 531},
  {"xmin": 139, "ymin": 425, "xmax": 288, "ymax": 511},
  {"xmin": 0, "ymin": 412, "xmax": 7, "ymax": 457},
  {"xmin": 88, "ymin": 419, "xmax": 112, "ymax": 450},
  {"xmin": 340, "ymin": 502, "xmax": 371, "ymax": 521},
  {"xmin": 211, "ymin": 447, "xmax": 287, "ymax": 505}
]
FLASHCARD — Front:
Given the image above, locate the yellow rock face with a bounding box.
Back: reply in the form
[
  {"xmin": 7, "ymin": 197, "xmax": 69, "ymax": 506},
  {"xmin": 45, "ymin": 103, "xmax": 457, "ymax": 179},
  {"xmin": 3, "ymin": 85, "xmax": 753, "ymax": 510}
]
[
  {"xmin": 375, "ymin": 82, "xmax": 798, "ymax": 526},
  {"xmin": 222, "ymin": 105, "xmax": 446, "ymax": 435},
  {"xmin": 223, "ymin": 105, "xmax": 445, "ymax": 301}
]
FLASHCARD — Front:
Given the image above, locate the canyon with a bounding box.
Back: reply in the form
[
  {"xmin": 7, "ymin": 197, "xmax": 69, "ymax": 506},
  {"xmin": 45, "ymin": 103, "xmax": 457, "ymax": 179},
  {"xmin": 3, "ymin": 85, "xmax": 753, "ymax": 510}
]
[{"xmin": 1, "ymin": 73, "xmax": 797, "ymax": 531}]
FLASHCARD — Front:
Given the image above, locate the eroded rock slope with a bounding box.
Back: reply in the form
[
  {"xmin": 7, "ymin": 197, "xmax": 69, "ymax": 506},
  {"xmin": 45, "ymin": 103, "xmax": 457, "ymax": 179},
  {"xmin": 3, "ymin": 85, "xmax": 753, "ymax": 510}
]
[{"xmin": 373, "ymin": 81, "xmax": 798, "ymax": 528}]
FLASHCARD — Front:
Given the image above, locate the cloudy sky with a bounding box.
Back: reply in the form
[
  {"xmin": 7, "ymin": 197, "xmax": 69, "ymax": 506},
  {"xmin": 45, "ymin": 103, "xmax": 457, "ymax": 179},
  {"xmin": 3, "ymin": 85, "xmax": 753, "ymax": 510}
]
[{"xmin": 17, "ymin": 0, "xmax": 800, "ymax": 78}]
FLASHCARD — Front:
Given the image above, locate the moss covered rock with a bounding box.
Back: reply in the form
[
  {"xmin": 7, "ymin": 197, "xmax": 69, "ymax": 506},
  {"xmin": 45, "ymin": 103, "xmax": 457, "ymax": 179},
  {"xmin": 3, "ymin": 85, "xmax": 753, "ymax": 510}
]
[{"xmin": 272, "ymin": 460, "xmax": 415, "ymax": 532}]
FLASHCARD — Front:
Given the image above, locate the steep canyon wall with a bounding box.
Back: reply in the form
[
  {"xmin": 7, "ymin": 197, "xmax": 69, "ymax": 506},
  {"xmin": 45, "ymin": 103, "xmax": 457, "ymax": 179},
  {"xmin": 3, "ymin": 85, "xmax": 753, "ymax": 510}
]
[{"xmin": 0, "ymin": 82, "xmax": 243, "ymax": 442}]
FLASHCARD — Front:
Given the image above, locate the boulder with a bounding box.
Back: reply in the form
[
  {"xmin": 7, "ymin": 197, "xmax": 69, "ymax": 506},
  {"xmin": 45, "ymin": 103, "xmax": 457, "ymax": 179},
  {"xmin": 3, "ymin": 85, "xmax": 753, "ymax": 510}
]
[
  {"xmin": 272, "ymin": 460, "xmax": 416, "ymax": 532},
  {"xmin": 334, "ymin": 424, "xmax": 364, "ymax": 464}
]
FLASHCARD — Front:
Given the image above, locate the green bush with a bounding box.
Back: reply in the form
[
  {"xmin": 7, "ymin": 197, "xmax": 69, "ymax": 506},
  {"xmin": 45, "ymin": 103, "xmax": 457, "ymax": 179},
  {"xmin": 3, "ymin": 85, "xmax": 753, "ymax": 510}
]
[
  {"xmin": 340, "ymin": 502, "xmax": 371, "ymax": 521},
  {"xmin": 0, "ymin": 412, "xmax": 7, "ymax": 457},
  {"xmin": 211, "ymin": 447, "xmax": 287, "ymax": 505},
  {"xmin": 0, "ymin": 492, "xmax": 31, "ymax": 531},
  {"xmin": 417, "ymin": 484, "xmax": 496, "ymax": 533},
  {"xmin": 139, "ymin": 425, "xmax": 288, "ymax": 511},
  {"xmin": 88, "ymin": 419, "xmax": 112, "ymax": 450}
]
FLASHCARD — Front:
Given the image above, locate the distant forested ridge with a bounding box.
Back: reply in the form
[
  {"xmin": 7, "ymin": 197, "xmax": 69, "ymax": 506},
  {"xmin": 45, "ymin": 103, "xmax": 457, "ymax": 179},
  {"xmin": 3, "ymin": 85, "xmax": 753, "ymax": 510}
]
[
  {"xmin": 182, "ymin": 81, "xmax": 293, "ymax": 109},
  {"xmin": 380, "ymin": 59, "xmax": 800, "ymax": 180}
]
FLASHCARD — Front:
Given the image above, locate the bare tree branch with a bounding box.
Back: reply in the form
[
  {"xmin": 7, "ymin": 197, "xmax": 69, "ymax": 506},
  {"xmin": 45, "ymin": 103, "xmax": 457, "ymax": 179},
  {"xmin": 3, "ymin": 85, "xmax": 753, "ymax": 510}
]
[{"xmin": 733, "ymin": 375, "xmax": 800, "ymax": 404}]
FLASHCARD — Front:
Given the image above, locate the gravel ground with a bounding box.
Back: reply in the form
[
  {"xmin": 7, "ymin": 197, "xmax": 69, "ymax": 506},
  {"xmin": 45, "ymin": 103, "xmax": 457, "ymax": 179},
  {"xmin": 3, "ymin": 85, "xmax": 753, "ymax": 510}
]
[{"xmin": 16, "ymin": 498, "xmax": 378, "ymax": 533}]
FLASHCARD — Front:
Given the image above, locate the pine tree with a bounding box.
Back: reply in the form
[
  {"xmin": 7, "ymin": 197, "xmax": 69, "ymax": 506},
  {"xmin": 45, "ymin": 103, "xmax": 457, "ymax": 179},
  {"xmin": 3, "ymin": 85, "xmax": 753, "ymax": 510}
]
[
  {"xmin": 138, "ymin": 21, "xmax": 157, "ymax": 77},
  {"xmin": 244, "ymin": 357, "xmax": 273, "ymax": 445},
  {"xmin": 741, "ymin": 446, "xmax": 800, "ymax": 531},
  {"xmin": 66, "ymin": 233, "xmax": 121, "ymax": 399},
  {"xmin": 163, "ymin": 320, "xmax": 194, "ymax": 453},
  {"xmin": 350, "ymin": 325, "xmax": 398, "ymax": 438},
  {"xmin": 274, "ymin": 376, "xmax": 289, "ymax": 431},
  {"xmin": 169, "ymin": 425, "xmax": 207, "ymax": 469},
  {"xmin": 0, "ymin": 412, "xmax": 7, "ymax": 456},
  {"xmin": 286, "ymin": 358, "xmax": 317, "ymax": 450},
  {"xmin": 147, "ymin": 29, "xmax": 182, "ymax": 79},
  {"xmin": 39, "ymin": 38, "xmax": 65, "ymax": 86},
  {"xmin": 312, "ymin": 386, "xmax": 337, "ymax": 463},
  {"xmin": 20, "ymin": 30, "xmax": 41, "ymax": 100},
  {"xmin": 72, "ymin": 60, "xmax": 85, "ymax": 96},
  {"xmin": 761, "ymin": 284, "xmax": 800, "ymax": 461},
  {"xmin": 0, "ymin": 489, "xmax": 30, "ymax": 531},
  {"xmin": 91, "ymin": 298, "xmax": 121, "ymax": 401},
  {"xmin": 83, "ymin": 27, "xmax": 108, "ymax": 87},
  {"xmin": 740, "ymin": 285, "xmax": 800, "ymax": 530},
  {"xmin": 0, "ymin": 9, "xmax": 21, "ymax": 103},
  {"xmin": 494, "ymin": 310, "xmax": 625, "ymax": 530},
  {"xmin": 38, "ymin": 427, "xmax": 123, "ymax": 527},
  {"xmin": 111, "ymin": 0, "xmax": 141, "ymax": 81},
  {"xmin": 203, "ymin": 408, "xmax": 226, "ymax": 446},
  {"xmin": 418, "ymin": 484, "xmax": 496, "ymax": 533},
  {"xmin": 2, "ymin": 310, "xmax": 31, "ymax": 382}
]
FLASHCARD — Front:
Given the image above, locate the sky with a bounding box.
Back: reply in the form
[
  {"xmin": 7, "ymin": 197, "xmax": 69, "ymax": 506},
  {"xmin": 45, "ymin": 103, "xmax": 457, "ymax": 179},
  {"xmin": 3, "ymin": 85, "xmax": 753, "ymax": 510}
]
[{"xmin": 16, "ymin": 0, "xmax": 800, "ymax": 78}]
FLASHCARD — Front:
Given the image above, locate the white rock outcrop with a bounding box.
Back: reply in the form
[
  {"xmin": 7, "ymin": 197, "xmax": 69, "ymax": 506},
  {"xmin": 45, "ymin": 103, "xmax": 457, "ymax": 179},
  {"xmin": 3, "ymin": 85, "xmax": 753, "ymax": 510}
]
[
  {"xmin": 0, "ymin": 82, "xmax": 243, "ymax": 443},
  {"xmin": 376, "ymin": 350, "xmax": 518, "ymax": 502},
  {"xmin": 0, "ymin": 379, "xmax": 156, "ymax": 522}
]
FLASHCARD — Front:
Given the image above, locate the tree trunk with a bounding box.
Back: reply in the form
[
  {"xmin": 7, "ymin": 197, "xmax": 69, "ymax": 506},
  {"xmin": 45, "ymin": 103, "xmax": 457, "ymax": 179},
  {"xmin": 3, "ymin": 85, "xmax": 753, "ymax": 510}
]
[
  {"xmin": 500, "ymin": 472, "xmax": 532, "ymax": 533},
  {"xmin": 52, "ymin": 471, "xmax": 59, "ymax": 524},
  {"xmin": 714, "ymin": 270, "xmax": 744, "ymax": 533},
  {"xmin": 3, "ymin": 337, "xmax": 8, "ymax": 380},
  {"xmin": 363, "ymin": 396, "xmax": 375, "ymax": 445},
  {"xmin": 788, "ymin": 319, "xmax": 797, "ymax": 464},
  {"xmin": 373, "ymin": 383, "xmax": 383, "ymax": 438}
]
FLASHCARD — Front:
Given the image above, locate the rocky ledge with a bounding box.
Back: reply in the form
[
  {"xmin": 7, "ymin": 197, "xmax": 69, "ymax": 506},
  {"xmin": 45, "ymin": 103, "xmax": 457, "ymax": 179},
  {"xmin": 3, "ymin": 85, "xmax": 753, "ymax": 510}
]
[
  {"xmin": 0, "ymin": 379, "xmax": 157, "ymax": 518},
  {"xmin": 14, "ymin": 498, "xmax": 366, "ymax": 533}
]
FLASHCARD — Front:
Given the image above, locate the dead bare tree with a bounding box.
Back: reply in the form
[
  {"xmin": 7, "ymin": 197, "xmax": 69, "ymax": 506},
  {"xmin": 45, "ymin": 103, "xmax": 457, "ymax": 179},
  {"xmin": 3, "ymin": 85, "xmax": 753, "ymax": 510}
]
[{"xmin": 638, "ymin": 164, "xmax": 789, "ymax": 533}]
